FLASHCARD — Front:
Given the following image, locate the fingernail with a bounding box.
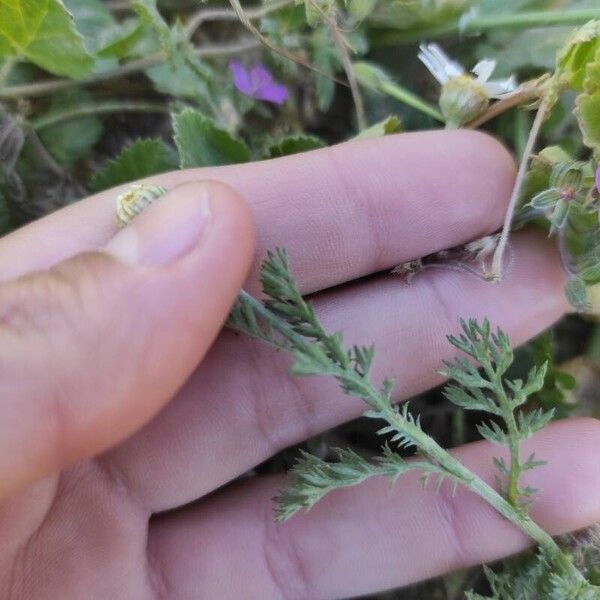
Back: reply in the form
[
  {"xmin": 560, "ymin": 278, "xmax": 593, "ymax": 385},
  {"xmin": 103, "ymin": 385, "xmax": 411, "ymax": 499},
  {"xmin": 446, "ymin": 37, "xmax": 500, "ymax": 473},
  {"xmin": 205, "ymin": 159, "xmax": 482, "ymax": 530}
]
[{"xmin": 105, "ymin": 185, "xmax": 212, "ymax": 266}]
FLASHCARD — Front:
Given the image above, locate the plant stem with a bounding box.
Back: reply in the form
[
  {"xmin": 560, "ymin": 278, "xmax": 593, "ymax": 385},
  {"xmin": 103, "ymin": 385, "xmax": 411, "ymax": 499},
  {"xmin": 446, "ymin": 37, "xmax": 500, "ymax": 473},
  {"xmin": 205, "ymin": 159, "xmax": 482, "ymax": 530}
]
[
  {"xmin": 349, "ymin": 373, "xmax": 570, "ymax": 571},
  {"xmin": 376, "ymin": 401, "xmax": 571, "ymax": 570},
  {"xmin": 488, "ymin": 100, "xmax": 549, "ymax": 281},
  {"xmin": 492, "ymin": 379, "xmax": 521, "ymax": 507},
  {"xmin": 514, "ymin": 109, "xmax": 532, "ymax": 159},
  {"xmin": 0, "ymin": 39, "xmax": 260, "ymax": 100},
  {"xmin": 184, "ymin": 0, "xmax": 293, "ymax": 40},
  {"xmin": 31, "ymin": 101, "xmax": 169, "ymax": 130},
  {"xmin": 329, "ymin": 11, "xmax": 367, "ymax": 130},
  {"xmin": 233, "ymin": 290, "xmax": 580, "ymax": 577},
  {"xmin": 0, "ymin": 54, "xmax": 162, "ymax": 99},
  {"xmin": 379, "ymin": 80, "xmax": 444, "ymax": 122},
  {"xmin": 505, "ymin": 416, "xmax": 522, "ymax": 506},
  {"xmin": 474, "ymin": 354, "xmax": 523, "ymax": 507},
  {"xmin": 376, "ymin": 9, "xmax": 600, "ymax": 45},
  {"xmin": 466, "ymin": 77, "xmax": 545, "ymax": 129},
  {"xmin": 227, "ymin": 0, "xmax": 347, "ymax": 86},
  {"xmin": 466, "ymin": 8, "xmax": 600, "ymax": 31}
]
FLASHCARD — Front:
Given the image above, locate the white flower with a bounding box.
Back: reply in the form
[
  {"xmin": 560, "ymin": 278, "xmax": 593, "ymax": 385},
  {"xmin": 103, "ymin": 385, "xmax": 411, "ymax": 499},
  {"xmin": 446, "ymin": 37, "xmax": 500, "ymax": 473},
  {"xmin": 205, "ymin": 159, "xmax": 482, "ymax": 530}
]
[
  {"xmin": 418, "ymin": 43, "xmax": 518, "ymax": 126},
  {"xmin": 418, "ymin": 43, "xmax": 518, "ymax": 100},
  {"xmin": 418, "ymin": 43, "xmax": 465, "ymax": 85}
]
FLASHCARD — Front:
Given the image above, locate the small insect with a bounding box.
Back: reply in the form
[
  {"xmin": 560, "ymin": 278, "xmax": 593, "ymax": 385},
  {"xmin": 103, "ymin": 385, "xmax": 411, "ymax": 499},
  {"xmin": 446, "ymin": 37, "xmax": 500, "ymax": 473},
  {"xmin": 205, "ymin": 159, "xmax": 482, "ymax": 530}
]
[{"xmin": 116, "ymin": 183, "xmax": 167, "ymax": 228}]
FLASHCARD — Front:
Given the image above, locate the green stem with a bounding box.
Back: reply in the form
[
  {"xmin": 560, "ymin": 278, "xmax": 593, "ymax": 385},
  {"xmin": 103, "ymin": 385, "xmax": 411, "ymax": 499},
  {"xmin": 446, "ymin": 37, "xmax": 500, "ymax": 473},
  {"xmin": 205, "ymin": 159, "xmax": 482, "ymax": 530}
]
[
  {"xmin": 329, "ymin": 11, "xmax": 367, "ymax": 131},
  {"xmin": 0, "ymin": 39, "xmax": 260, "ymax": 100},
  {"xmin": 31, "ymin": 101, "xmax": 169, "ymax": 130},
  {"xmin": 514, "ymin": 108, "xmax": 531, "ymax": 159},
  {"xmin": 379, "ymin": 80, "xmax": 444, "ymax": 122},
  {"xmin": 493, "ymin": 377, "xmax": 521, "ymax": 507},
  {"xmin": 505, "ymin": 413, "xmax": 521, "ymax": 506},
  {"xmin": 355, "ymin": 381, "xmax": 572, "ymax": 573},
  {"xmin": 476, "ymin": 356, "xmax": 522, "ymax": 507},
  {"xmin": 184, "ymin": 0, "xmax": 293, "ymax": 40},
  {"xmin": 467, "ymin": 8, "xmax": 600, "ymax": 31},
  {"xmin": 233, "ymin": 291, "xmax": 580, "ymax": 578},
  {"xmin": 376, "ymin": 8, "xmax": 600, "ymax": 45}
]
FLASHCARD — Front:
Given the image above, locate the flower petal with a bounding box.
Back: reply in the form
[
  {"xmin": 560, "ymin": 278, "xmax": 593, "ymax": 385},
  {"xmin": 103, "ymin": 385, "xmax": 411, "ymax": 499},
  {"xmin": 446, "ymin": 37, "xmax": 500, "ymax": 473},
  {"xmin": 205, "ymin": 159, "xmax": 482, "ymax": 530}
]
[
  {"xmin": 596, "ymin": 166, "xmax": 600, "ymax": 193},
  {"xmin": 417, "ymin": 45, "xmax": 447, "ymax": 85},
  {"xmin": 483, "ymin": 76, "xmax": 518, "ymax": 98},
  {"xmin": 472, "ymin": 59, "xmax": 496, "ymax": 84},
  {"xmin": 249, "ymin": 63, "xmax": 275, "ymax": 89},
  {"xmin": 256, "ymin": 81, "xmax": 289, "ymax": 104},
  {"xmin": 229, "ymin": 60, "xmax": 254, "ymax": 96},
  {"xmin": 418, "ymin": 43, "xmax": 464, "ymax": 85},
  {"xmin": 230, "ymin": 61, "xmax": 289, "ymax": 104},
  {"xmin": 249, "ymin": 64, "xmax": 288, "ymax": 104}
]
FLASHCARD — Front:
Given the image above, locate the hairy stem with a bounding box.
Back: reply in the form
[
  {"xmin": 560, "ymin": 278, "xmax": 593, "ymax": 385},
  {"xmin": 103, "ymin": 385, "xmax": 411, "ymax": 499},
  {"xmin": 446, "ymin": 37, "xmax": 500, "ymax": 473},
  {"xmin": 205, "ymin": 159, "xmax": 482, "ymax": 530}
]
[
  {"xmin": 0, "ymin": 39, "xmax": 260, "ymax": 100},
  {"xmin": 474, "ymin": 353, "xmax": 523, "ymax": 507},
  {"xmin": 329, "ymin": 12, "xmax": 367, "ymax": 130},
  {"xmin": 379, "ymin": 80, "xmax": 444, "ymax": 122},
  {"xmin": 491, "ymin": 376, "xmax": 521, "ymax": 506},
  {"xmin": 347, "ymin": 374, "xmax": 568, "ymax": 570},
  {"xmin": 184, "ymin": 0, "xmax": 293, "ymax": 40},
  {"xmin": 488, "ymin": 100, "xmax": 549, "ymax": 281},
  {"xmin": 505, "ymin": 409, "xmax": 522, "ymax": 507},
  {"xmin": 376, "ymin": 400, "xmax": 570, "ymax": 571},
  {"xmin": 232, "ymin": 290, "xmax": 578, "ymax": 575},
  {"xmin": 227, "ymin": 0, "xmax": 346, "ymax": 86}
]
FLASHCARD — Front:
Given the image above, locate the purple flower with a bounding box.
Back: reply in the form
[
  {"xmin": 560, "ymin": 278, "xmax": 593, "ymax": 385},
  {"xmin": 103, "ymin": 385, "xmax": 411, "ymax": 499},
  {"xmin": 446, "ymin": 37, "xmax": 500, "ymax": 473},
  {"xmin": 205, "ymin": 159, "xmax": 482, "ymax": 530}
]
[
  {"xmin": 596, "ymin": 166, "xmax": 600, "ymax": 193},
  {"xmin": 229, "ymin": 60, "xmax": 289, "ymax": 105}
]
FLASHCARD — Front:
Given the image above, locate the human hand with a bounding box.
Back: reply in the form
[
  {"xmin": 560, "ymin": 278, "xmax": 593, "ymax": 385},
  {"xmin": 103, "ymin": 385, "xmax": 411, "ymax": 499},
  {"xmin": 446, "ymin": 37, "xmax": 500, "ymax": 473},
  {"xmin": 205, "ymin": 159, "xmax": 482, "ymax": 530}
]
[{"xmin": 0, "ymin": 130, "xmax": 598, "ymax": 599}]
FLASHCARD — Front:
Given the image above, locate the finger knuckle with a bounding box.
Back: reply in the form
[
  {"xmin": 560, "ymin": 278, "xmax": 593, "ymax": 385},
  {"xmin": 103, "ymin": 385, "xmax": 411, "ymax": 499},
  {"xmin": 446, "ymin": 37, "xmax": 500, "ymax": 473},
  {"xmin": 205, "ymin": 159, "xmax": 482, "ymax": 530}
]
[{"xmin": 0, "ymin": 253, "xmax": 116, "ymax": 340}]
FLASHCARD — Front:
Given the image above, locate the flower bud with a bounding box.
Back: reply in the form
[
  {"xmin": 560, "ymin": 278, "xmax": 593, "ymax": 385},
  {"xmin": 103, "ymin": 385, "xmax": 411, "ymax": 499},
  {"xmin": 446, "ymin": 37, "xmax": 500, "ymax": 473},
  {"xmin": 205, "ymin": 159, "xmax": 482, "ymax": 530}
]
[{"xmin": 438, "ymin": 75, "xmax": 489, "ymax": 128}]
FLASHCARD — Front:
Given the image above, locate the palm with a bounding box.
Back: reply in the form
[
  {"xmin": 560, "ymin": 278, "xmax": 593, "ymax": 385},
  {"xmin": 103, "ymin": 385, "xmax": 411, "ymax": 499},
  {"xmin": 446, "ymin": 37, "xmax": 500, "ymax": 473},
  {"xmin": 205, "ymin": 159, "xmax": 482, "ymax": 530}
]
[{"xmin": 2, "ymin": 132, "xmax": 599, "ymax": 600}]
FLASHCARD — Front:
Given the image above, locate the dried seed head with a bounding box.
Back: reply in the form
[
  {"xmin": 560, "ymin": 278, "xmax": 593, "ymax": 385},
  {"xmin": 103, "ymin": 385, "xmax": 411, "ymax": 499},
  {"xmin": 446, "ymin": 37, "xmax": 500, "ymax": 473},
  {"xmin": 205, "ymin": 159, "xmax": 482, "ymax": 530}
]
[
  {"xmin": 463, "ymin": 233, "xmax": 500, "ymax": 262},
  {"xmin": 116, "ymin": 184, "xmax": 167, "ymax": 228},
  {"xmin": 391, "ymin": 259, "xmax": 423, "ymax": 282}
]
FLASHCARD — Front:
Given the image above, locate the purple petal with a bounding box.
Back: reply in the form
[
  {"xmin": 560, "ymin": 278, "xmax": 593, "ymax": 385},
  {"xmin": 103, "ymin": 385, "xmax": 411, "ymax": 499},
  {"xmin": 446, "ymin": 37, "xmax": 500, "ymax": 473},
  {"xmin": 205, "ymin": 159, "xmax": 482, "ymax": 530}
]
[
  {"xmin": 250, "ymin": 63, "xmax": 288, "ymax": 104},
  {"xmin": 249, "ymin": 63, "xmax": 275, "ymax": 89},
  {"xmin": 596, "ymin": 166, "xmax": 600, "ymax": 193},
  {"xmin": 254, "ymin": 81, "xmax": 289, "ymax": 104},
  {"xmin": 229, "ymin": 60, "xmax": 253, "ymax": 96},
  {"xmin": 230, "ymin": 60, "xmax": 288, "ymax": 104}
]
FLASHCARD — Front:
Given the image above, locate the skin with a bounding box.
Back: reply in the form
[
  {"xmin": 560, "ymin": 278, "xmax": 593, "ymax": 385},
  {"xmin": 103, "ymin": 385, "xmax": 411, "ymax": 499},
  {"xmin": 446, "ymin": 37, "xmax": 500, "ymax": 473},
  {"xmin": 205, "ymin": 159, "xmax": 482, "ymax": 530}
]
[{"xmin": 0, "ymin": 130, "xmax": 599, "ymax": 599}]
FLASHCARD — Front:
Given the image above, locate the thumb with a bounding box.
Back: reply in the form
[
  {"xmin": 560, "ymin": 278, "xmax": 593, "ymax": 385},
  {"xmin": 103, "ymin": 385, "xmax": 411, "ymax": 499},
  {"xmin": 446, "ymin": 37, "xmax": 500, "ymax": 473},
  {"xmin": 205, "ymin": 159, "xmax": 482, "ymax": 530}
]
[{"xmin": 0, "ymin": 181, "xmax": 255, "ymax": 500}]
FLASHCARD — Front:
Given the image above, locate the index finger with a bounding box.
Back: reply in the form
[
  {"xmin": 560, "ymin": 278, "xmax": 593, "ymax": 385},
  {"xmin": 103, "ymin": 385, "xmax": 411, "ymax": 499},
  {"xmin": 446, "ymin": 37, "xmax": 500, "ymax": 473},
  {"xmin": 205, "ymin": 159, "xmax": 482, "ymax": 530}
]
[{"xmin": 0, "ymin": 130, "xmax": 514, "ymax": 293}]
